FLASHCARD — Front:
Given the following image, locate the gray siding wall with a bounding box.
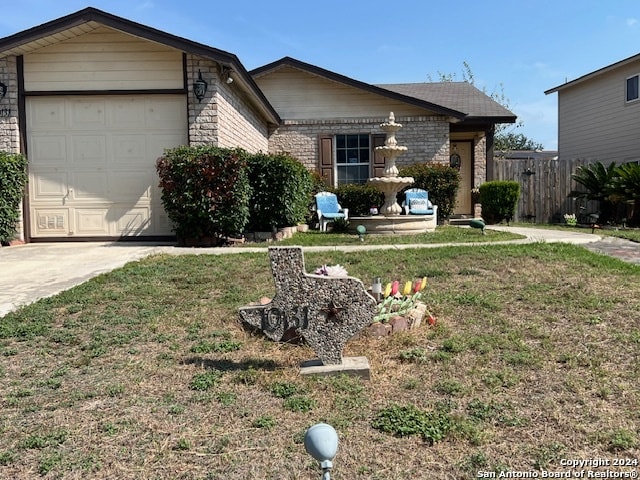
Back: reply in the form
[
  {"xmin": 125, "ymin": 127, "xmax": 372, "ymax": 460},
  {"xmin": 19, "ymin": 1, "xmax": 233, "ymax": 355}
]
[{"xmin": 558, "ymin": 60, "xmax": 640, "ymax": 163}]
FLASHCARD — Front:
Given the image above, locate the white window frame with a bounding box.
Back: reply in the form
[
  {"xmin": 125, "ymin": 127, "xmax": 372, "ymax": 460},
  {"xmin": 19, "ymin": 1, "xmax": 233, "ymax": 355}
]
[
  {"xmin": 334, "ymin": 133, "xmax": 371, "ymax": 185},
  {"xmin": 626, "ymin": 74, "xmax": 639, "ymax": 103}
]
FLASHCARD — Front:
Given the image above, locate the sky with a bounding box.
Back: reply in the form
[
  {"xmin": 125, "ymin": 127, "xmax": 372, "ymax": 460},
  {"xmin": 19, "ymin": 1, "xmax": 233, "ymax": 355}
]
[{"xmin": 2, "ymin": 1, "xmax": 640, "ymax": 151}]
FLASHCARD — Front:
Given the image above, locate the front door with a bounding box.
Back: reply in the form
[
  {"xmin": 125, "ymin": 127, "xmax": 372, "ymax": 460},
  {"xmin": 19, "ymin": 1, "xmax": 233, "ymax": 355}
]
[{"xmin": 452, "ymin": 141, "xmax": 473, "ymax": 215}]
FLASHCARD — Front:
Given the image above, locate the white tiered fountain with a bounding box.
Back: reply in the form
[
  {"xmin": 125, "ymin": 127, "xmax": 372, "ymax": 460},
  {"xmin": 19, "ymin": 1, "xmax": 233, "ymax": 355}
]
[
  {"xmin": 368, "ymin": 112, "xmax": 414, "ymax": 215},
  {"xmin": 349, "ymin": 112, "xmax": 437, "ymax": 234}
]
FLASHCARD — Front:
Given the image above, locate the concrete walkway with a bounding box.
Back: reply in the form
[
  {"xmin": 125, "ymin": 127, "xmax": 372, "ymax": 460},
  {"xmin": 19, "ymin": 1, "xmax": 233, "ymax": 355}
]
[{"xmin": 1, "ymin": 227, "xmax": 637, "ymax": 317}]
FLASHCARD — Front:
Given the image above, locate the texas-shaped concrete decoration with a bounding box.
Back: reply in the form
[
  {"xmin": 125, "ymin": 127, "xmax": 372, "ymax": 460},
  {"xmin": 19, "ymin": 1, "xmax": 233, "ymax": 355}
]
[{"xmin": 239, "ymin": 247, "xmax": 377, "ymax": 365}]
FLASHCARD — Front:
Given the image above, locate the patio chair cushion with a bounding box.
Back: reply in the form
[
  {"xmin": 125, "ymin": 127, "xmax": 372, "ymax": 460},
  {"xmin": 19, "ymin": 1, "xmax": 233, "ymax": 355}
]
[{"xmin": 408, "ymin": 197, "xmax": 434, "ymax": 215}]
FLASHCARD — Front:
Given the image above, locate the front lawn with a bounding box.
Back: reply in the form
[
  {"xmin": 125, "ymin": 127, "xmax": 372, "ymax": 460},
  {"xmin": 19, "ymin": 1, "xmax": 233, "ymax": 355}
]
[{"xmin": 0, "ymin": 243, "xmax": 639, "ymax": 479}]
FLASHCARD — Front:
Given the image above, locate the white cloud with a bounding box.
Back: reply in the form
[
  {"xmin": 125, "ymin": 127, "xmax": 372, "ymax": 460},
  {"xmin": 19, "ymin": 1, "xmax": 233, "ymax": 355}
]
[{"xmin": 627, "ymin": 18, "xmax": 638, "ymax": 27}]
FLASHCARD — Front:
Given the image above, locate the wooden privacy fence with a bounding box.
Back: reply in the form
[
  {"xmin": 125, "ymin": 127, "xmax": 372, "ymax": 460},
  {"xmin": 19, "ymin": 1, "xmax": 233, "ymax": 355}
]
[{"xmin": 491, "ymin": 157, "xmax": 598, "ymax": 224}]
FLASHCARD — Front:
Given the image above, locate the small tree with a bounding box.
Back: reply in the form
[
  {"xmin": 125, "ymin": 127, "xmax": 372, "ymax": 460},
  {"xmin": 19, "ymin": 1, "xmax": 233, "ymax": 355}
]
[{"xmin": 0, "ymin": 152, "xmax": 28, "ymax": 245}]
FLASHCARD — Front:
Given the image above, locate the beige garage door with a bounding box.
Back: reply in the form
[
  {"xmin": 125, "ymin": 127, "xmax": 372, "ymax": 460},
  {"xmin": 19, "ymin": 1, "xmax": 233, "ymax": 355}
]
[{"xmin": 27, "ymin": 95, "xmax": 187, "ymax": 238}]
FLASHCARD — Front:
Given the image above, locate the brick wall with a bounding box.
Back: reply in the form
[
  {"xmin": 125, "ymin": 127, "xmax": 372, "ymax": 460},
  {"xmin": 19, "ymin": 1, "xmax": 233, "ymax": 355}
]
[
  {"xmin": 0, "ymin": 55, "xmax": 20, "ymax": 154},
  {"xmin": 268, "ymin": 115, "xmax": 450, "ymax": 171},
  {"xmin": 186, "ymin": 55, "xmax": 269, "ymax": 153}
]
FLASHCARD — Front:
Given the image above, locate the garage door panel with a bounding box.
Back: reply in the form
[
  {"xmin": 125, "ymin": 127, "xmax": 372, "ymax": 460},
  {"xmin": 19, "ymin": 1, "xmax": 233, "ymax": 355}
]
[
  {"xmin": 69, "ymin": 100, "xmax": 107, "ymax": 129},
  {"xmin": 71, "ymin": 172, "xmax": 109, "ymax": 200},
  {"xmin": 114, "ymin": 207, "xmax": 151, "ymax": 235},
  {"xmin": 111, "ymin": 134, "xmax": 147, "ymax": 164},
  {"xmin": 28, "ymin": 95, "xmax": 187, "ymax": 238},
  {"xmin": 109, "ymin": 98, "xmax": 147, "ymax": 127},
  {"xmin": 110, "ymin": 171, "xmax": 152, "ymax": 201},
  {"xmin": 75, "ymin": 208, "xmax": 110, "ymax": 235},
  {"xmin": 145, "ymin": 97, "xmax": 188, "ymax": 128},
  {"xmin": 28, "ymin": 100, "xmax": 67, "ymax": 130},
  {"xmin": 30, "ymin": 170, "xmax": 68, "ymax": 200},
  {"xmin": 71, "ymin": 135, "xmax": 107, "ymax": 164},
  {"xmin": 33, "ymin": 209, "xmax": 69, "ymax": 236},
  {"xmin": 30, "ymin": 136, "xmax": 68, "ymax": 166}
]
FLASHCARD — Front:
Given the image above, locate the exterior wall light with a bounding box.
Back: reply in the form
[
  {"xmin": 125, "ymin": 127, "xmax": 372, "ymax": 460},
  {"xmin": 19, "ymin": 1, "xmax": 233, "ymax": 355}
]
[
  {"xmin": 304, "ymin": 423, "xmax": 338, "ymax": 480},
  {"xmin": 193, "ymin": 69, "xmax": 208, "ymax": 102},
  {"xmin": 220, "ymin": 65, "xmax": 234, "ymax": 84}
]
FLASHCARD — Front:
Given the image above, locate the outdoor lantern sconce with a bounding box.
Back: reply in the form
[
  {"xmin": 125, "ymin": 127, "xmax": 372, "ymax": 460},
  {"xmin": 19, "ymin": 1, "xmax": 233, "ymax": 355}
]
[
  {"xmin": 523, "ymin": 167, "xmax": 535, "ymax": 176},
  {"xmin": 220, "ymin": 65, "xmax": 234, "ymax": 85},
  {"xmin": 304, "ymin": 423, "xmax": 338, "ymax": 480},
  {"xmin": 193, "ymin": 69, "xmax": 208, "ymax": 102}
]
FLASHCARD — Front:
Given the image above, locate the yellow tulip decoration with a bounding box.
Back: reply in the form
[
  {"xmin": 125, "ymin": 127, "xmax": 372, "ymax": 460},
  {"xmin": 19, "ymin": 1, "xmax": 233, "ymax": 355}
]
[
  {"xmin": 403, "ymin": 281, "xmax": 412, "ymax": 296},
  {"xmin": 383, "ymin": 283, "xmax": 392, "ymax": 298}
]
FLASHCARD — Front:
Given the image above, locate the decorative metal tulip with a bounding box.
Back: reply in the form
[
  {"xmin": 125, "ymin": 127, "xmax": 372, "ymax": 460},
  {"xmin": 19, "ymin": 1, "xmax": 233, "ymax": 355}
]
[{"xmin": 373, "ymin": 276, "xmax": 431, "ymax": 323}]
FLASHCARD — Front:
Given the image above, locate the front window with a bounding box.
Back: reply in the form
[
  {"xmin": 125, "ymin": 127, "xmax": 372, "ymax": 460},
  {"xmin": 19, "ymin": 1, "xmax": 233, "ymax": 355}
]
[
  {"xmin": 626, "ymin": 75, "xmax": 639, "ymax": 102},
  {"xmin": 335, "ymin": 134, "xmax": 370, "ymax": 185}
]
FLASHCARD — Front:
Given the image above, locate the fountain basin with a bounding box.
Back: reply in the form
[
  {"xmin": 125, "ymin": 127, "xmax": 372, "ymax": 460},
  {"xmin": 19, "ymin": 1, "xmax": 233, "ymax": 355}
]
[{"xmin": 348, "ymin": 214, "xmax": 437, "ymax": 235}]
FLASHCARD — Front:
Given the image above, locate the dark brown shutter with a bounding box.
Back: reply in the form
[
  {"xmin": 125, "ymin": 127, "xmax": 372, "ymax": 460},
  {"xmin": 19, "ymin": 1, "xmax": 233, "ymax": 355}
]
[
  {"xmin": 372, "ymin": 134, "xmax": 386, "ymax": 177},
  {"xmin": 319, "ymin": 135, "xmax": 334, "ymax": 186}
]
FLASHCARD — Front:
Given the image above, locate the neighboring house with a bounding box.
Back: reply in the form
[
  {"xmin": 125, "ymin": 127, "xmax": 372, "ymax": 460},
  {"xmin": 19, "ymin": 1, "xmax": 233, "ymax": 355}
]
[
  {"xmin": 545, "ymin": 52, "xmax": 640, "ymax": 164},
  {"xmin": 251, "ymin": 57, "xmax": 516, "ymax": 216},
  {"xmin": 0, "ymin": 8, "xmax": 515, "ymax": 242}
]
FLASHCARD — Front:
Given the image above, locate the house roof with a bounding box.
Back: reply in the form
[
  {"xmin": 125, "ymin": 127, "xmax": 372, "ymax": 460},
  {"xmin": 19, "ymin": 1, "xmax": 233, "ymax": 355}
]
[
  {"xmin": 545, "ymin": 52, "xmax": 640, "ymax": 95},
  {"xmin": 377, "ymin": 82, "xmax": 517, "ymax": 124},
  {"xmin": 0, "ymin": 7, "xmax": 281, "ymax": 126},
  {"xmin": 251, "ymin": 56, "xmax": 516, "ymax": 125}
]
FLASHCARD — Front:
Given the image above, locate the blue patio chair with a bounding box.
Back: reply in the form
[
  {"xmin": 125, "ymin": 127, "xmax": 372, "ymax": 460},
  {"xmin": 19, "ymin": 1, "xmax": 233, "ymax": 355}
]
[
  {"xmin": 315, "ymin": 192, "xmax": 349, "ymax": 232},
  {"xmin": 403, "ymin": 188, "xmax": 436, "ymax": 215}
]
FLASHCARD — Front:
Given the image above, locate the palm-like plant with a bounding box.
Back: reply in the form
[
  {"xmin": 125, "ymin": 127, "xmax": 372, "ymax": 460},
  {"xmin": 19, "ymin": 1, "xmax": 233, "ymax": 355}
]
[
  {"xmin": 569, "ymin": 161, "xmax": 618, "ymax": 223},
  {"xmin": 609, "ymin": 162, "xmax": 640, "ymax": 225}
]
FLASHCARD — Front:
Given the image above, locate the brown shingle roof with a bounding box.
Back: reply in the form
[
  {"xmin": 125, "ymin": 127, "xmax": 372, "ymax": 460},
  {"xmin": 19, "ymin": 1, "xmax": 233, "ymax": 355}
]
[{"xmin": 376, "ymin": 82, "xmax": 516, "ymax": 122}]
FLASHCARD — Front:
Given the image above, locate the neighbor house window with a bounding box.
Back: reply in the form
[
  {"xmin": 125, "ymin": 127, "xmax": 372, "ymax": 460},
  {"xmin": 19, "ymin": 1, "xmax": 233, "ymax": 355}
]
[
  {"xmin": 626, "ymin": 75, "xmax": 639, "ymax": 102},
  {"xmin": 335, "ymin": 134, "xmax": 370, "ymax": 185}
]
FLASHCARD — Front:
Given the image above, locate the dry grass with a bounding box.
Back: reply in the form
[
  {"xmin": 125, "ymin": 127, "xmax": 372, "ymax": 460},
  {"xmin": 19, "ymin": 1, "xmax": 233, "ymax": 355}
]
[{"xmin": 0, "ymin": 243, "xmax": 639, "ymax": 479}]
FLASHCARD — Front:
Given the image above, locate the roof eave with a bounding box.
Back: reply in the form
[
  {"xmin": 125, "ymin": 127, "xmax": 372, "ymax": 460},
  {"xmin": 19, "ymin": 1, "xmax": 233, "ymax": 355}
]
[{"xmin": 545, "ymin": 52, "xmax": 640, "ymax": 95}]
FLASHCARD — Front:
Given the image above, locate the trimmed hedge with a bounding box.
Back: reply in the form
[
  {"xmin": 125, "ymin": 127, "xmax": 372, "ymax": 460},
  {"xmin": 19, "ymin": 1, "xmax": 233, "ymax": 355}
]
[
  {"xmin": 246, "ymin": 153, "xmax": 313, "ymax": 231},
  {"xmin": 479, "ymin": 180, "xmax": 520, "ymax": 225},
  {"xmin": 334, "ymin": 183, "xmax": 385, "ymax": 217},
  {"xmin": 156, "ymin": 146, "xmax": 250, "ymax": 244},
  {"xmin": 398, "ymin": 163, "xmax": 460, "ymax": 221},
  {"xmin": 0, "ymin": 152, "xmax": 27, "ymax": 245}
]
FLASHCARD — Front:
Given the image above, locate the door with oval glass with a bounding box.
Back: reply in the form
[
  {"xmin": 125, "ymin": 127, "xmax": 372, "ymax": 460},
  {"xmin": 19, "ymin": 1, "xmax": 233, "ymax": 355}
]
[{"xmin": 451, "ymin": 141, "xmax": 473, "ymax": 215}]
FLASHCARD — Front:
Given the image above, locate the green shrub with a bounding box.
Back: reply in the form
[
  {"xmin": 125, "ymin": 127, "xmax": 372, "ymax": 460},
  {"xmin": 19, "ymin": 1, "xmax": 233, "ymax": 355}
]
[
  {"xmin": 0, "ymin": 152, "xmax": 27, "ymax": 244},
  {"xmin": 246, "ymin": 153, "xmax": 313, "ymax": 231},
  {"xmin": 156, "ymin": 146, "xmax": 250, "ymax": 244},
  {"xmin": 398, "ymin": 163, "xmax": 460, "ymax": 221},
  {"xmin": 478, "ymin": 180, "xmax": 520, "ymax": 225},
  {"xmin": 334, "ymin": 183, "xmax": 384, "ymax": 216}
]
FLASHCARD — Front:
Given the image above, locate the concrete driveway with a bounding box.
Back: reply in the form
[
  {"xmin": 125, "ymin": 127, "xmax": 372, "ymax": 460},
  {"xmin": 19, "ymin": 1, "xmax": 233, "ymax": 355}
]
[{"xmin": 0, "ymin": 227, "xmax": 615, "ymax": 317}]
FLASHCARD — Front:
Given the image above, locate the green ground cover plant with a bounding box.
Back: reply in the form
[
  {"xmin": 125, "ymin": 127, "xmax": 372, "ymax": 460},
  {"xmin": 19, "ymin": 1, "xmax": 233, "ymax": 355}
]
[{"xmin": 0, "ymin": 243, "xmax": 638, "ymax": 478}]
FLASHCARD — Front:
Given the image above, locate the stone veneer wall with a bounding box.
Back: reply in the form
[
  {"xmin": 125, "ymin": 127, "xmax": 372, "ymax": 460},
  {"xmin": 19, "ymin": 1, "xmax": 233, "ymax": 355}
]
[
  {"xmin": 268, "ymin": 115, "xmax": 450, "ymax": 171},
  {"xmin": 473, "ymin": 135, "xmax": 487, "ymax": 186},
  {"xmin": 186, "ymin": 55, "xmax": 269, "ymax": 153},
  {"xmin": 0, "ymin": 55, "xmax": 23, "ymax": 240}
]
